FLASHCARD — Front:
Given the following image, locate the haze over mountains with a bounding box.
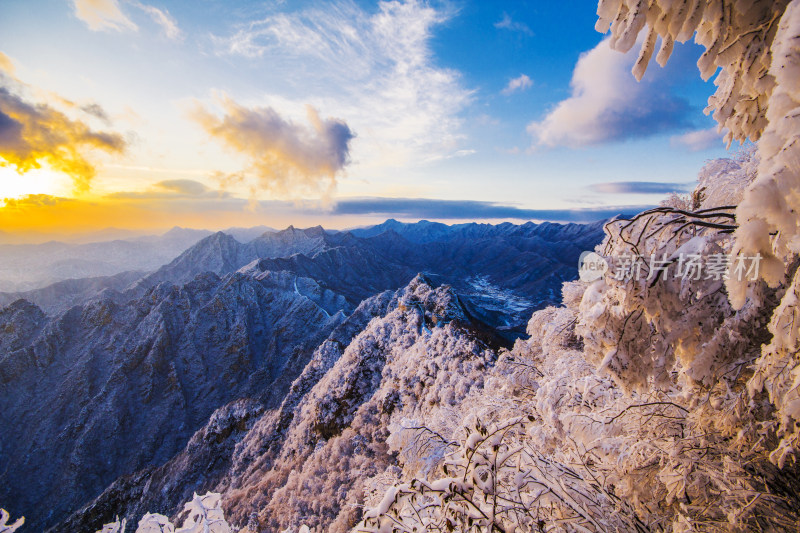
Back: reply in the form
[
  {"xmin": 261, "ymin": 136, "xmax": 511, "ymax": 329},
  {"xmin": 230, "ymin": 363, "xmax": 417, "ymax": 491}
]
[
  {"xmin": 0, "ymin": 227, "xmax": 211, "ymax": 293},
  {"xmin": 0, "ymin": 219, "xmax": 604, "ymax": 531},
  {"xmin": 0, "ymin": 226, "xmax": 277, "ymax": 293}
]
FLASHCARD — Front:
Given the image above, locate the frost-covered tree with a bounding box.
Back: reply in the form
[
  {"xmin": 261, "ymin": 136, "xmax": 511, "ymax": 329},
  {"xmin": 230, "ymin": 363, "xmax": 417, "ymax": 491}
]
[
  {"xmin": 358, "ymin": 272, "xmax": 800, "ymax": 530},
  {"xmin": 96, "ymin": 492, "xmax": 232, "ymax": 533},
  {"xmin": 596, "ymin": 0, "xmax": 800, "ymax": 468},
  {"xmin": 597, "ymin": 0, "xmax": 790, "ymax": 145}
]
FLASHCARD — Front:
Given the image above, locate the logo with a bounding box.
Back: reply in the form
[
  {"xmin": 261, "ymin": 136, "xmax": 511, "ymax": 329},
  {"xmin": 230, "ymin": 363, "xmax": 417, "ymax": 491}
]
[{"xmin": 579, "ymin": 251, "xmax": 608, "ymax": 282}]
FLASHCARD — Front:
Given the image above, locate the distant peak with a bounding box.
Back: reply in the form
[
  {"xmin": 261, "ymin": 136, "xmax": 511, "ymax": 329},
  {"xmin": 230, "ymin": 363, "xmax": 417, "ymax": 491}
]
[
  {"xmin": 163, "ymin": 225, "xmax": 205, "ymax": 237},
  {"xmin": 198, "ymin": 231, "xmax": 234, "ymax": 245},
  {"xmin": 304, "ymin": 225, "xmax": 326, "ymax": 237}
]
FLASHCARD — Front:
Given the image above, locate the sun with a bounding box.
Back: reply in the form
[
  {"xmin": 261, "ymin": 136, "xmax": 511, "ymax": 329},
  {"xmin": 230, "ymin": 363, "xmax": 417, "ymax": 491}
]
[{"xmin": 0, "ymin": 165, "xmax": 73, "ymax": 206}]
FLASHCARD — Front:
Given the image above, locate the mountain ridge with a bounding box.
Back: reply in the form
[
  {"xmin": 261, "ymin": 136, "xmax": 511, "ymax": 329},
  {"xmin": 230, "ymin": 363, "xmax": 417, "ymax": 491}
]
[{"xmin": 54, "ymin": 275, "xmax": 497, "ymax": 532}]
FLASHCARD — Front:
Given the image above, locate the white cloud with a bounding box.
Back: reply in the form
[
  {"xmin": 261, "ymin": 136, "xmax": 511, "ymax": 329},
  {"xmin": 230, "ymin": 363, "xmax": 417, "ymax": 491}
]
[
  {"xmin": 72, "ymin": 0, "xmax": 137, "ymax": 32},
  {"xmin": 670, "ymin": 127, "xmax": 725, "ymax": 151},
  {"xmin": 494, "ymin": 13, "xmax": 532, "ymax": 36},
  {"xmin": 422, "ymin": 148, "xmax": 477, "ymax": 163},
  {"xmin": 502, "ymin": 74, "xmax": 532, "ymax": 95},
  {"xmin": 528, "ymin": 39, "xmax": 692, "ymax": 148},
  {"xmin": 132, "ymin": 2, "xmax": 182, "ymax": 40},
  {"xmin": 210, "ymin": 0, "xmax": 472, "ymax": 175}
]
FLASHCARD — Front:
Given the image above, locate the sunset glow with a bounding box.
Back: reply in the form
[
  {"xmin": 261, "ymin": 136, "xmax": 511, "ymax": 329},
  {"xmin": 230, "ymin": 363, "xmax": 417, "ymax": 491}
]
[{"xmin": 0, "ymin": 167, "xmax": 72, "ymax": 204}]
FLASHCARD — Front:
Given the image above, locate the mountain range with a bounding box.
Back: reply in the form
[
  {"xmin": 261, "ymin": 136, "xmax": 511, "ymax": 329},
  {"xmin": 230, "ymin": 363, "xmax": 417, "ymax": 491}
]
[{"xmin": 0, "ymin": 219, "xmax": 604, "ymax": 531}]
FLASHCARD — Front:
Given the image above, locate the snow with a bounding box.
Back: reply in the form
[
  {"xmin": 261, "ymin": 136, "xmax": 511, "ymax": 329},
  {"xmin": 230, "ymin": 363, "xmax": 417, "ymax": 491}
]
[
  {"xmin": 364, "ymin": 486, "xmax": 398, "ymax": 519},
  {"xmin": 97, "ymin": 492, "xmax": 232, "ymax": 533},
  {"xmin": 465, "ymin": 275, "xmax": 534, "ymax": 315},
  {"xmin": 135, "ymin": 513, "xmax": 175, "ymax": 533}
]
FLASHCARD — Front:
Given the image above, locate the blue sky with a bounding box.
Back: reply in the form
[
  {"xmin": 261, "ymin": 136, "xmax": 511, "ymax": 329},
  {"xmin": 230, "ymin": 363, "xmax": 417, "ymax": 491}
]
[{"xmin": 0, "ymin": 0, "xmax": 733, "ymax": 236}]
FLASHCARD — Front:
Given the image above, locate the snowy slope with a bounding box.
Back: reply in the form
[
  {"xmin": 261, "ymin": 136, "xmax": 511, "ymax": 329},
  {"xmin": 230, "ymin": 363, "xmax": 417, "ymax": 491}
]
[
  {"xmin": 53, "ymin": 276, "xmax": 498, "ymax": 532},
  {"xmin": 0, "ymin": 271, "xmax": 346, "ymax": 531}
]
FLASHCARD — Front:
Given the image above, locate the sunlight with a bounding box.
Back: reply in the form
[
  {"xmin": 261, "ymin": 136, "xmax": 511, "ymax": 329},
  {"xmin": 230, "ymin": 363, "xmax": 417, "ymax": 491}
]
[{"xmin": 0, "ymin": 165, "xmax": 73, "ymax": 206}]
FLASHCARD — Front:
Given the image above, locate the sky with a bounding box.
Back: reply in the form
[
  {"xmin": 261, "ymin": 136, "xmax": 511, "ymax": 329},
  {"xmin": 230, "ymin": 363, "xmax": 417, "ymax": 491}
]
[{"xmin": 0, "ymin": 0, "xmax": 734, "ymax": 240}]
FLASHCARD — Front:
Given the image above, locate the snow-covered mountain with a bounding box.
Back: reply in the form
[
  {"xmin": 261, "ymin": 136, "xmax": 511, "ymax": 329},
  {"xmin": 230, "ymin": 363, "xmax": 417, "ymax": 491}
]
[
  {"xmin": 0, "ymin": 271, "xmax": 345, "ymax": 531},
  {"xmin": 132, "ymin": 226, "xmax": 337, "ymax": 292},
  {"xmin": 0, "ymin": 219, "xmax": 604, "ymax": 531},
  {"xmin": 134, "ymin": 220, "xmax": 603, "ymax": 336},
  {"xmin": 0, "ymin": 270, "xmax": 146, "ymax": 315},
  {"xmin": 53, "ymin": 275, "xmax": 498, "ymax": 532}
]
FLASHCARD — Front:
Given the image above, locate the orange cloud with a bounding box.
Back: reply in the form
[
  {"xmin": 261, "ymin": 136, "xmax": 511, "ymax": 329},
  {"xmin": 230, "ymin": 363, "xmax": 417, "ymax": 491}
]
[
  {"xmin": 0, "ymin": 65, "xmax": 126, "ymax": 192},
  {"xmin": 190, "ymin": 95, "xmax": 354, "ymax": 197},
  {"xmin": 0, "ymin": 53, "xmax": 15, "ymax": 76}
]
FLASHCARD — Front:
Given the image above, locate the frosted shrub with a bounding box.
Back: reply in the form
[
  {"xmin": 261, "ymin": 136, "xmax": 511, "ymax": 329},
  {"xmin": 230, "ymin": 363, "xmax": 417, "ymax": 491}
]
[
  {"xmin": 135, "ymin": 513, "xmax": 175, "ymax": 533},
  {"xmin": 357, "ymin": 417, "xmax": 642, "ymax": 532},
  {"xmin": 96, "ymin": 492, "xmax": 232, "ymax": 533},
  {"xmin": 355, "ymin": 311, "xmax": 654, "ymax": 531},
  {"xmin": 695, "ymin": 145, "xmax": 758, "ymax": 209},
  {"xmin": 359, "ymin": 292, "xmax": 800, "ymax": 530},
  {"xmin": 573, "ymin": 212, "xmax": 800, "ymax": 528},
  {"xmin": 579, "ymin": 210, "xmax": 741, "ymax": 390},
  {"xmin": 175, "ymin": 492, "xmax": 231, "ymax": 533}
]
